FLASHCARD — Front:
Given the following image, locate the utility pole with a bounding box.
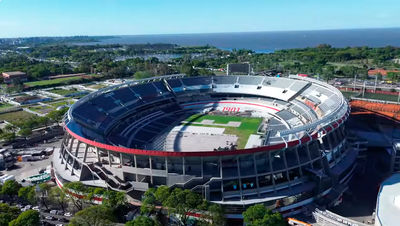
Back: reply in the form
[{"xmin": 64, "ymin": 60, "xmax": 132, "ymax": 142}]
[
  {"xmin": 374, "ymin": 75, "xmax": 378, "ymax": 93},
  {"xmin": 362, "ymin": 80, "xmax": 366, "ymax": 97},
  {"xmin": 353, "ymin": 74, "xmax": 357, "ymax": 91}
]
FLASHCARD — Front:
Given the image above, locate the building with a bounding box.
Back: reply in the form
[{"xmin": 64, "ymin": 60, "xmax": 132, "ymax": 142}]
[
  {"xmin": 2, "ymin": 71, "xmax": 27, "ymax": 84},
  {"xmin": 368, "ymin": 68, "xmax": 400, "ymax": 77},
  {"xmin": 53, "ymin": 75, "xmax": 357, "ymax": 218},
  {"xmin": 375, "ymin": 173, "xmax": 400, "ymax": 226},
  {"xmin": 0, "ymin": 149, "xmax": 15, "ymax": 170}
]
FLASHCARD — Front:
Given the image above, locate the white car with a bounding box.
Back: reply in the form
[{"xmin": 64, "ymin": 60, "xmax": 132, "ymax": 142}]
[
  {"xmin": 64, "ymin": 212, "xmax": 72, "ymax": 217},
  {"xmin": 32, "ymin": 206, "xmax": 40, "ymax": 211},
  {"xmin": 45, "ymin": 216, "xmax": 54, "ymax": 220},
  {"xmin": 50, "ymin": 210, "xmax": 58, "ymax": 214},
  {"xmin": 24, "ymin": 205, "xmax": 32, "ymax": 210}
]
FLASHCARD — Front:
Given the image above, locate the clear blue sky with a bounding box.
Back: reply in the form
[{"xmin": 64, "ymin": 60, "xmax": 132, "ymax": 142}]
[{"xmin": 0, "ymin": 0, "xmax": 399, "ymax": 38}]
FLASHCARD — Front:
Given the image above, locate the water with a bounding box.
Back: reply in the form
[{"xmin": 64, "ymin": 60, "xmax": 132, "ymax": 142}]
[{"xmin": 98, "ymin": 28, "xmax": 400, "ymax": 52}]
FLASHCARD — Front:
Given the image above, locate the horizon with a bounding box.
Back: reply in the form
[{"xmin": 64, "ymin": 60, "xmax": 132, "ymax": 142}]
[
  {"xmin": 2, "ymin": 27, "xmax": 400, "ymax": 39},
  {"xmin": 0, "ymin": 0, "xmax": 399, "ymax": 38}
]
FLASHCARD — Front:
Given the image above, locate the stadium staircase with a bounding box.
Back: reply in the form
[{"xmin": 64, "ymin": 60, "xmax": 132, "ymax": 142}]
[{"xmin": 86, "ymin": 163, "xmax": 132, "ymax": 191}]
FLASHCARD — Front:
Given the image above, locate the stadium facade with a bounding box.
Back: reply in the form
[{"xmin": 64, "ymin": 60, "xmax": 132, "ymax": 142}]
[{"xmin": 52, "ymin": 75, "xmax": 358, "ymax": 217}]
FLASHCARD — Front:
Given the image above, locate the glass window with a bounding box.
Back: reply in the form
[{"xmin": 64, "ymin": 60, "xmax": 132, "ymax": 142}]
[
  {"xmin": 241, "ymin": 177, "xmax": 257, "ymax": 190},
  {"xmin": 151, "ymin": 156, "xmax": 165, "ymax": 170},
  {"xmin": 136, "ymin": 155, "xmax": 150, "ymax": 168},
  {"xmin": 271, "ymin": 150, "xmax": 285, "ymax": 171},
  {"xmin": 167, "ymin": 157, "xmax": 183, "ymax": 174},
  {"xmin": 203, "ymin": 157, "xmax": 220, "ymax": 177},
  {"xmin": 239, "ymin": 155, "xmax": 255, "ymax": 177},
  {"xmin": 255, "ymin": 152, "xmax": 270, "ymax": 173},
  {"xmin": 273, "ymin": 172, "xmax": 289, "ymax": 184},
  {"xmin": 258, "ymin": 175, "xmax": 273, "ymax": 188},
  {"xmin": 223, "ymin": 179, "xmax": 240, "ymax": 192},
  {"xmin": 222, "ymin": 156, "xmax": 238, "ymax": 178},
  {"xmin": 285, "ymin": 148, "xmax": 299, "ymax": 168},
  {"xmin": 185, "ymin": 157, "xmax": 202, "ymax": 177},
  {"xmin": 298, "ymin": 145, "xmax": 310, "ymax": 164},
  {"xmin": 288, "ymin": 168, "xmax": 301, "ymax": 181},
  {"xmin": 309, "ymin": 141, "xmax": 321, "ymax": 159}
]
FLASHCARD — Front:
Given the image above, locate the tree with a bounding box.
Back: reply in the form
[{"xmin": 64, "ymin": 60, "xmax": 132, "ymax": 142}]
[
  {"xmin": 9, "ymin": 210, "xmax": 40, "ymax": 226},
  {"xmin": 206, "ymin": 204, "xmax": 225, "ymax": 226},
  {"xmin": 164, "ymin": 188, "xmax": 204, "ymax": 225},
  {"xmin": 134, "ymin": 71, "xmax": 153, "ymax": 80},
  {"xmin": 18, "ymin": 128, "xmax": 32, "ymax": 136},
  {"xmin": 102, "ymin": 190, "xmax": 126, "ymax": 208},
  {"xmin": 17, "ymin": 186, "xmax": 36, "ymax": 204},
  {"xmin": 0, "ymin": 203, "xmax": 20, "ymax": 226},
  {"xmin": 242, "ymin": 204, "xmax": 286, "ymax": 226},
  {"xmin": 37, "ymin": 183, "xmax": 51, "ymax": 210},
  {"xmin": 2, "ymin": 180, "xmax": 21, "ymax": 198},
  {"xmin": 69, "ymin": 205, "xmax": 116, "ymax": 226},
  {"xmin": 64, "ymin": 181, "xmax": 87, "ymax": 211},
  {"xmin": 49, "ymin": 187, "xmax": 68, "ymax": 212},
  {"xmin": 125, "ymin": 216, "xmax": 160, "ymax": 226}
]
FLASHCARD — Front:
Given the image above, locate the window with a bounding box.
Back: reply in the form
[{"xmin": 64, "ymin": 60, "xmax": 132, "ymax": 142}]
[
  {"xmin": 271, "ymin": 150, "xmax": 285, "ymax": 171},
  {"xmin": 223, "ymin": 179, "xmax": 240, "ymax": 192},
  {"xmin": 255, "ymin": 152, "xmax": 270, "ymax": 173},
  {"xmin": 167, "ymin": 157, "xmax": 183, "ymax": 174},
  {"xmin": 239, "ymin": 155, "xmax": 255, "ymax": 176},
  {"xmin": 136, "ymin": 155, "xmax": 150, "ymax": 168},
  {"xmin": 258, "ymin": 175, "xmax": 273, "ymax": 188},
  {"xmin": 151, "ymin": 156, "xmax": 165, "ymax": 170},
  {"xmin": 241, "ymin": 177, "xmax": 257, "ymax": 190},
  {"xmin": 203, "ymin": 157, "xmax": 220, "ymax": 177},
  {"xmin": 222, "ymin": 156, "xmax": 238, "ymax": 178},
  {"xmin": 185, "ymin": 157, "xmax": 202, "ymax": 177}
]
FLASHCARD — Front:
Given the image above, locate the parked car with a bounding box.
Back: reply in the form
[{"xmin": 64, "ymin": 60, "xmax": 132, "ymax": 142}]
[
  {"xmin": 32, "ymin": 206, "xmax": 40, "ymax": 211},
  {"xmin": 64, "ymin": 212, "xmax": 72, "ymax": 217},
  {"xmin": 45, "ymin": 216, "xmax": 54, "ymax": 220},
  {"xmin": 50, "ymin": 210, "xmax": 58, "ymax": 214}
]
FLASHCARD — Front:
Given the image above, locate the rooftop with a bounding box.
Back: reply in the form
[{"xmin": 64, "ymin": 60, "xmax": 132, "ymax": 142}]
[{"xmin": 376, "ymin": 173, "xmax": 400, "ymax": 226}]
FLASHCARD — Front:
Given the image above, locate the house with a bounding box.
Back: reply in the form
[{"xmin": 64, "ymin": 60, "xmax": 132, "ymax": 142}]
[
  {"xmin": 368, "ymin": 68, "xmax": 400, "ymax": 76},
  {"xmin": 2, "ymin": 71, "xmax": 28, "ymax": 84}
]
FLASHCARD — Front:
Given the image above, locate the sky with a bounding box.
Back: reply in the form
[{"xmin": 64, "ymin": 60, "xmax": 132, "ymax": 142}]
[{"xmin": 0, "ymin": 0, "xmax": 399, "ymax": 38}]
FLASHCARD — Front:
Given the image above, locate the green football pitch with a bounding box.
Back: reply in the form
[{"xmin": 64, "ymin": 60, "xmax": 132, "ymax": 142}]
[{"xmin": 183, "ymin": 114, "xmax": 263, "ymax": 149}]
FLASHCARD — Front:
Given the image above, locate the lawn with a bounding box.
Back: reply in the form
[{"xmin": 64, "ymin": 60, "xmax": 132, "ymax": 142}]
[
  {"xmin": 183, "ymin": 114, "xmax": 262, "ymax": 149},
  {"xmin": 48, "ymin": 88, "xmax": 79, "ymax": 96},
  {"xmin": 360, "ymin": 93, "xmax": 400, "ymax": 102},
  {"xmin": 0, "ymin": 110, "xmax": 36, "ymax": 125},
  {"xmin": 48, "ymin": 99, "xmax": 75, "ymax": 108},
  {"xmin": 28, "ymin": 105, "xmax": 55, "ymax": 114},
  {"xmin": 25, "ymin": 77, "xmax": 83, "ymax": 87},
  {"xmin": 340, "ymin": 91, "xmax": 360, "ymax": 99},
  {"xmin": 0, "ymin": 102, "xmax": 14, "ymax": 110},
  {"xmin": 86, "ymin": 83, "xmax": 107, "ymax": 90}
]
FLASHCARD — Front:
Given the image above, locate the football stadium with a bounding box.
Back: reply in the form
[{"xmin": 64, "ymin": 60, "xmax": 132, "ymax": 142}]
[{"xmin": 52, "ymin": 74, "xmax": 357, "ymax": 217}]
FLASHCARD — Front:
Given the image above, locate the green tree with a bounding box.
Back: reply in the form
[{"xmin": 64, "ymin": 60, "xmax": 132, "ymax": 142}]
[
  {"xmin": 49, "ymin": 187, "xmax": 68, "ymax": 212},
  {"xmin": 0, "ymin": 203, "xmax": 20, "ymax": 226},
  {"xmin": 64, "ymin": 181, "xmax": 88, "ymax": 210},
  {"xmin": 134, "ymin": 71, "xmax": 153, "ymax": 80},
  {"xmin": 17, "ymin": 186, "xmax": 36, "ymax": 204},
  {"xmin": 243, "ymin": 204, "xmax": 286, "ymax": 226},
  {"xmin": 163, "ymin": 188, "xmax": 204, "ymax": 225},
  {"xmin": 69, "ymin": 205, "xmax": 116, "ymax": 226},
  {"xmin": 102, "ymin": 190, "xmax": 126, "ymax": 208},
  {"xmin": 2, "ymin": 180, "xmax": 21, "ymax": 198},
  {"xmin": 18, "ymin": 128, "xmax": 32, "ymax": 136},
  {"xmin": 206, "ymin": 204, "xmax": 225, "ymax": 226},
  {"xmin": 38, "ymin": 183, "xmax": 51, "ymax": 210},
  {"xmin": 125, "ymin": 216, "xmax": 160, "ymax": 226},
  {"xmin": 9, "ymin": 210, "xmax": 40, "ymax": 226}
]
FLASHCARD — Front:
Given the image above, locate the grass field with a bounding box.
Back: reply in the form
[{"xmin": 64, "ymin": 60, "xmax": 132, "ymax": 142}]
[
  {"xmin": 48, "ymin": 88, "xmax": 79, "ymax": 96},
  {"xmin": 183, "ymin": 114, "xmax": 262, "ymax": 149},
  {"xmin": 0, "ymin": 110, "xmax": 36, "ymax": 124},
  {"xmin": 25, "ymin": 77, "xmax": 83, "ymax": 87},
  {"xmin": 48, "ymin": 99, "xmax": 75, "ymax": 108},
  {"xmin": 0, "ymin": 102, "xmax": 14, "ymax": 110},
  {"xmin": 360, "ymin": 93, "xmax": 400, "ymax": 102}
]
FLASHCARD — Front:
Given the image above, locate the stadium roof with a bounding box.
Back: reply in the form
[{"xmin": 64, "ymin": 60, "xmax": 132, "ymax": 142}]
[{"xmin": 376, "ymin": 173, "xmax": 400, "ymax": 226}]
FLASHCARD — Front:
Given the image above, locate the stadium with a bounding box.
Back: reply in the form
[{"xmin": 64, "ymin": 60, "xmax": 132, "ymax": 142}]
[{"xmin": 52, "ymin": 74, "xmax": 357, "ymax": 217}]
